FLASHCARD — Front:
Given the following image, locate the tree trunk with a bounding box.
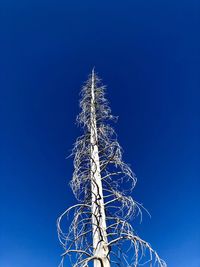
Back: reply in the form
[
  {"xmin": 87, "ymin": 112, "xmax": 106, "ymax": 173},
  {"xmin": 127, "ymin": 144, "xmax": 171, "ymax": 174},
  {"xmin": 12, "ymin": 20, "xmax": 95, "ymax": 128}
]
[{"xmin": 90, "ymin": 70, "xmax": 110, "ymax": 267}]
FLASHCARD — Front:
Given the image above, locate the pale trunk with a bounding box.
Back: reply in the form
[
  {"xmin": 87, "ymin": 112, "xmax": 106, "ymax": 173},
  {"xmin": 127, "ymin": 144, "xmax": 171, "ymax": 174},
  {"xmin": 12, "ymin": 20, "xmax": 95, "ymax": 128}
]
[{"xmin": 90, "ymin": 70, "xmax": 110, "ymax": 267}]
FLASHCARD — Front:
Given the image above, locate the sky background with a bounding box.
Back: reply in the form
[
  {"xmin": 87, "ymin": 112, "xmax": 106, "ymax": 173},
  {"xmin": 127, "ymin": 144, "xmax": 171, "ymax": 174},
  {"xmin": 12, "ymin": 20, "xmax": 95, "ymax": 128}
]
[{"xmin": 0, "ymin": 0, "xmax": 200, "ymax": 266}]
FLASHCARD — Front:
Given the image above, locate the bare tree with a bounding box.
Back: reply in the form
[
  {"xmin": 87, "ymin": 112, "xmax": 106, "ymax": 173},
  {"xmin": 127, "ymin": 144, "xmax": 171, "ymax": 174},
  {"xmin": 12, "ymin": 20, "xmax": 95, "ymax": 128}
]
[{"xmin": 57, "ymin": 70, "xmax": 166, "ymax": 267}]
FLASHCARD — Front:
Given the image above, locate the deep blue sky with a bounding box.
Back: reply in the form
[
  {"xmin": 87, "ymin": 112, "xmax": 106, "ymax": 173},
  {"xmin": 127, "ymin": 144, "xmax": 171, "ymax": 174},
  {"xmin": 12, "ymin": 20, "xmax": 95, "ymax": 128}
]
[{"xmin": 0, "ymin": 0, "xmax": 200, "ymax": 266}]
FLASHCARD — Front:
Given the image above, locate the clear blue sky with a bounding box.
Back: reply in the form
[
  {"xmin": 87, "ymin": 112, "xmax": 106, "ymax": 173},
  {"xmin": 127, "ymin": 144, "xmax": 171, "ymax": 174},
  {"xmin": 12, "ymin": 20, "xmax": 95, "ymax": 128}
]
[{"xmin": 0, "ymin": 0, "xmax": 199, "ymax": 266}]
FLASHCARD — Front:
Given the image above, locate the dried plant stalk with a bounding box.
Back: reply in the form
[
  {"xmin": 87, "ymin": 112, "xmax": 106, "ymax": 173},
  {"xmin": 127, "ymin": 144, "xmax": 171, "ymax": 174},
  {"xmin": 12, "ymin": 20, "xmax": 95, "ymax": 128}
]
[{"xmin": 57, "ymin": 70, "xmax": 166, "ymax": 267}]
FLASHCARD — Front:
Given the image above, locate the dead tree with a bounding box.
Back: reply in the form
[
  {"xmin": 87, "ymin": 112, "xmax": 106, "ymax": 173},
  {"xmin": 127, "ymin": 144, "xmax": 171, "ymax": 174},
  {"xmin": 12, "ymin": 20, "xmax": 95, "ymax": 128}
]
[{"xmin": 57, "ymin": 70, "xmax": 166, "ymax": 267}]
